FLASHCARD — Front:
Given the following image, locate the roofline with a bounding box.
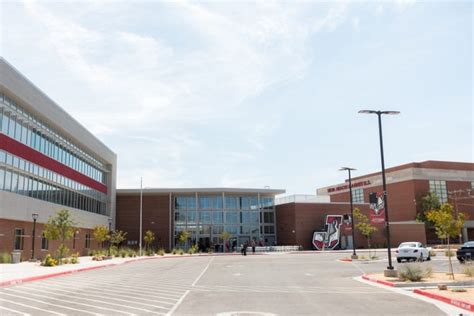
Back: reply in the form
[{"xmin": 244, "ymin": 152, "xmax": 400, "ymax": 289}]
[{"xmin": 117, "ymin": 187, "xmax": 286, "ymax": 195}]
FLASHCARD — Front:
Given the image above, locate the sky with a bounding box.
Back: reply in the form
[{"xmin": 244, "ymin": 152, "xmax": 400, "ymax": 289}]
[{"xmin": 1, "ymin": 0, "xmax": 472, "ymax": 194}]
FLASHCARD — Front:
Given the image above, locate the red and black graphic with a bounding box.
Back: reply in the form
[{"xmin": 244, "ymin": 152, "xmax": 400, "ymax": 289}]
[
  {"xmin": 312, "ymin": 215, "xmax": 343, "ymax": 250},
  {"xmin": 369, "ymin": 192, "xmax": 385, "ymax": 224}
]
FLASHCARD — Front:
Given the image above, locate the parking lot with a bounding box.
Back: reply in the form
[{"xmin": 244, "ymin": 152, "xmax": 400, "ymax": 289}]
[{"xmin": 0, "ymin": 252, "xmax": 464, "ymax": 315}]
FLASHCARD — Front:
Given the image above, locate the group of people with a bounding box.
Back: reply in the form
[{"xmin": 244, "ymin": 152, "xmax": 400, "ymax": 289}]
[{"xmin": 240, "ymin": 239, "xmax": 256, "ymax": 256}]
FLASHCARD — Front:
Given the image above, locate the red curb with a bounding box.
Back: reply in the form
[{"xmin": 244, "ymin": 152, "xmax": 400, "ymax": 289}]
[
  {"xmin": 338, "ymin": 258, "xmax": 353, "ymax": 262},
  {"xmin": 0, "ymin": 252, "xmax": 264, "ymax": 287},
  {"xmin": 361, "ymin": 274, "xmax": 396, "ymax": 287},
  {"xmin": 0, "ymin": 263, "xmax": 117, "ymax": 287},
  {"xmin": 413, "ymin": 289, "xmax": 474, "ymax": 312}
]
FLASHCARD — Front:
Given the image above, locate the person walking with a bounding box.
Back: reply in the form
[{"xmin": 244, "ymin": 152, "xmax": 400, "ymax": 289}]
[
  {"xmin": 251, "ymin": 239, "xmax": 256, "ymax": 254},
  {"xmin": 243, "ymin": 241, "xmax": 248, "ymax": 256},
  {"xmin": 240, "ymin": 244, "xmax": 245, "ymax": 255}
]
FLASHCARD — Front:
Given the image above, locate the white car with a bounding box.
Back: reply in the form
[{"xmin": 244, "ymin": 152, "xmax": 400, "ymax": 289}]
[{"xmin": 396, "ymin": 242, "xmax": 431, "ymax": 263}]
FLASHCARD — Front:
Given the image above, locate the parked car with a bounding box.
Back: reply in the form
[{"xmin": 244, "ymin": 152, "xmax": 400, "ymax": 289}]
[
  {"xmin": 456, "ymin": 241, "xmax": 474, "ymax": 263},
  {"xmin": 395, "ymin": 242, "xmax": 431, "ymax": 263}
]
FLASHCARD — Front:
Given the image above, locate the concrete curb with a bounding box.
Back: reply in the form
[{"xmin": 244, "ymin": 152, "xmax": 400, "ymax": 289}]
[
  {"xmin": 361, "ymin": 274, "xmax": 395, "ymax": 287},
  {"xmin": 0, "ymin": 252, "xmax": 263, "ymax": 287},
  {"xmin": 361, "ymin": 274, "xmax": 473, "ymax": 288},
  {"xmin": 413, "ymin": 288, "xmax": 474, "ymax": 312}
]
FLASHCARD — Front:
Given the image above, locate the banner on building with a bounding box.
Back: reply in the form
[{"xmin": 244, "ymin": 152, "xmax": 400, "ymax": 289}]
[
  {"xmin": 369, "ymin": 192, "xmax": 385, "ymax": 225},
  {"xmin": 312, "ymin": 215, "xmax": 343, "ymax": 250}
]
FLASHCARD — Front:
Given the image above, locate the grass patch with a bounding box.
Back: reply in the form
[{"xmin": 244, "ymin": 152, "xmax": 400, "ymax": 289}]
[{"xmin": 398, "ymin": 263, "xmax": 433, "ymax": 282}]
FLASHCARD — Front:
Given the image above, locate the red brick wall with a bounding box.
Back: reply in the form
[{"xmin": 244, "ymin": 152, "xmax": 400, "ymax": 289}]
[
  {"xmin": 0, "ymin": 219, "xmax": 97, "ymax": 261},
  {"xmin": 116, "ymin": 193, "xmax": 171, "ymax": 250},
  {"xmin": 276, "ymin": 202, "xmax": 427, "ymax": 250}
]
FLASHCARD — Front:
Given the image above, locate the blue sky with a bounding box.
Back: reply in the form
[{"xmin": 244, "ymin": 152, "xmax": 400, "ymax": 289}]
[{"xmin": 1, "ymin": 1, "xmax": 472, "ymax": 194}]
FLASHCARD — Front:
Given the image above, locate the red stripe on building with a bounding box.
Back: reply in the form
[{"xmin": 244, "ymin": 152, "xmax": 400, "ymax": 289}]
[{"xmin": 0, "ymin": 133, "xmax": 107, "ymax": 194}]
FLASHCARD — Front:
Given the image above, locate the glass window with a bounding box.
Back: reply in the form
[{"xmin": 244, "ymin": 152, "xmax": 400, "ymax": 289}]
[
  {"xmin": 175, "ymin": 211, "xmax": 185, "ymax": 223},
  {"xmin": 199, "ymin": 211, "xmax": 211, "ymax": 223},
  {"xmin": 199, "ymin": 196, "xmax": 211, "ymax": 209},
  {"xmin": 429, "ymin": 180, "xmax": 448, "ymax": 203},
  {"xmin": 250, "ymin": 212, "xmax": 259, "ymax": 224},
  {"xmin": 261, "ymin": 197, "xmax": 274, "ymax": 209},
  {"xmin": 225, "ymin": 211, "xmax": 239, "ymax": 224},
  {"xmin": 264, "ymin": 226, "xmax": 275, "ymax": 234},
  {"xmin": 263, "ymin": 212, "xmax": 274, "ymax": 224},
  {"xmin": 85, "ymin": 233, "xmax": 91, "ymax": 249},
  {"xmin": 224, "ymin": 225, "xmax": 238, "ymax": 234},
  {"xmin": 352, "ymin": 188, "xmax": 364, "ymax": 203},
  {"xmin": 41, "ymin": 232, "xmax": 49, "ymax": 250},
  {"xmin": 4, "ymin": 169, "xmax": 11, "ymax": 191},
  {"xmin": 0, "ymin": 167, "xmax": 4, "ymax": 190},
  {"xmin": 14, "ymin": 228, "xmax": 24, "ymax": 250},
  {"xmin": 187, "ymin": 211, "xmax": 197, "ymax": 223},
  {"xmin": 225, "ymin": 196, "xmax": 239, "ymax": 209},
  {"xmin": 241, "ymin": 211, "xmax": 250, "ymax": 224},
  {"xmin": 212, "ymin": 211, "xmax": 223, "ymax": 224}
]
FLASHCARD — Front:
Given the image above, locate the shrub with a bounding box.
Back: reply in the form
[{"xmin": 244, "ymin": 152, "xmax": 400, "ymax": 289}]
[
  {"xmin": 445, "ymin": 250, "xmax": 455, "ymax": 257},
  {"xmin": 157, "ymin": 248, "xmax": 165, "ymax": 256},
  {"xmin": 462, "ymin": 263, "xmax": 474, "ymax": 277},
  {"xmin": 178, "ymin": 249, "xmax": 184, "ymax": 255},
  {"xmin": 0, "ymin": 252, "xmax": 12, "ymax": 264},
  {"xmin": 399, "ymin": 263, "xmax": 433, "ymax": 282},
  {"xmin": 71, "ymin": 253, "xmax": 79, "ymax": 264},
  {"xmin": 42, "ymin": 254, "xmax": 58, "ymax": 267},
  {"xmin": 145, "ymin": 248, "xmax": 155, "ymax": 256},
  {"xmin": 171, "ymin": 248, "xmax": 178, "ymax": 255},
  {"xmin": 187, "ymin": 244, "xmax": 198, "ymax": 255},
  {"xmin": 429, "ymin": 250, "xmax": 437, "ymax": 257},
  {"xmin": 110, "ymin": 246, "xmax": 119, "ymax": 257},
  {"xmin": 62, "ymin": 258, "xmax": 70, "ymax": 264}
]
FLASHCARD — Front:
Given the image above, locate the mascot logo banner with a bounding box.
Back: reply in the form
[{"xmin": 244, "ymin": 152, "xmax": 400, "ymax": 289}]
[{"xmin": 312, "ymin": 215, "xmax": 343, "ymax": 250}]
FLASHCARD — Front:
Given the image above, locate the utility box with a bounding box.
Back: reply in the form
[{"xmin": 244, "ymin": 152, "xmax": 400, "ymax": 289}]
[{"xmin": 11, "ymin": 251, "xmax": 21, "ymax": 264}]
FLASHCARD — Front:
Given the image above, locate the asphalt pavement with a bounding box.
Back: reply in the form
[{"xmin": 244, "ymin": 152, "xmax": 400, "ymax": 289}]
[{"xmin": 0, "ymin": 252, "xmax": 463, "ymax": 316}]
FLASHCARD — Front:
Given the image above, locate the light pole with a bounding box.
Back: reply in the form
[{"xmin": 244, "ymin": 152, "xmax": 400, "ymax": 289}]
[
  {"xmin": 339, "ymin": 167, "xmax": 357, "ymax": 259},
  {"xmin": 108, "ymin": 217, "xmax": 112, "ymax": 256},
  {"xmin": 359, "ymin": 110, "xmax": 400, "ymax": 273},
  {"xmin": 139, "ymin": 177, "xmax": 143, "ymax": 256},
  {"xmin": 30, "ymin": 213, "xmax": 39, "ymax": 261}
]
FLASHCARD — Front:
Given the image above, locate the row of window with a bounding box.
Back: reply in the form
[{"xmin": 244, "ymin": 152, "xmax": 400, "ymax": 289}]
[
  {"xmin": 174, "ymin": 224, "xmax": 275, "ymax": 235},
  {"xmin": 351, "ymin": 188, "xmax": 364, "ymax": 203},
  {"xmin": 175, "ymin": 195, "xmax": 274, "ymax": 210},
  {"xmin": 0, "ymin": 98, "xmax": 106, "ymax": 183},
  {"xmin": 1, "ymin": 166, "xmax": 107, "ymax": 215},
  {"xmin": 1, "ymin": 150, "xmax": 106, "ymax": 204},
  {"xmin": 174, "ymin": 210, "xmax": 274, "ymax": 225},
  {"xmin": 14, "ymin": 229, "xmax": 93, "ymax": 250}
]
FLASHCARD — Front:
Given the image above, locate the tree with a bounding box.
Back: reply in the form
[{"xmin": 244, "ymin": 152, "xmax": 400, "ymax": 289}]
[
  {"xmin": 220, "ymin": 231, "xmax": 232, "ymax": 253},
  {"xmin": 353, "ymin": 208, "xmax": 378, "ymax": 258},
  {"xmin": 416, "ymin": 192, "xmax": 441, "ymax": 222},
  {"xmin": 143, "ymin": 230, "xmax": 155, "ymax": 251},
  {"xmin": 43, "ymin": 209, "xmax": 76, "ymax": 262},
  {"xmin": 426, "ymin": 203, "xmax": 465, "ymax": 280},
  {"xmin": 93, "ymin": 225, "xmax": 110, "ymax": 249},
  {"xmin": 110, "ymin": 230, "xmax": 127, "ymax": 250},
  {"xmin": 176, "ymin": 230, "xmax": 190, "ymax": 248}
]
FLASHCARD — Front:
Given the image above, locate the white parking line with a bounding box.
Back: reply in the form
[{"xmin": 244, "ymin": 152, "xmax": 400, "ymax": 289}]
[
  {"xmin": 166, "ymin": 290, "xmax": 190, "ymax": 316},
  {"xmin": 0, "ymin": 294, "xmax": 82, "ymax": 316},
  {"xmin": 20, "ymin": 283, "xmax": 169, "ymax": 313},
  {"xmin": 3, "ymin": 288, "xmax": 135, "ymax": 316},
  {"xmin": 192, "ymin": 256, "xmax": 214, "ymax": 286},
  {"xmin": 0, "ymin": 304, "xmax": 31, "ymax": 316}
]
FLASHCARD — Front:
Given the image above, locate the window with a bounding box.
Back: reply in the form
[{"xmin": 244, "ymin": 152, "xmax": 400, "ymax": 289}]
[
  {"xmin": 199, "ymin": 211, "xmax": 211, "ymax": 224},
  {"xmin": 225, "ymin": 196, "xmax": 239, "ymax": 209},
  {"xmin": 263, "ymin": 226, "xmax": 275, "ymax": 234},
  {"xmin": 41, "ymin": 232, "xmax": 48, "ymax": 250},
  {"xmin": 352, "ymin": 188, "xmax": 364, "ymax": 203},
  {"xmin": 263, "ymin": 212, "xmax": 274, "ymax": 224},
  {"xmin": 175, "ymin": 211, "xmax": 185, "ymax": 224},
  {"xmin": 429, "ymin": 180, "xmax": 448, "ymax": 203},
  {"xmin": 225, "ymin": 211, "xmax": 239, "ymax": 224},
  {"xmin": 212, "ymin": 211, "xmax": 223, "ymax": 224},
  {"xmin": 85, "ymin": 233, "xmax": 91, "ymax": 249},
  {"xmin": 14, "ymin": 228, "xmax": 24, "ymax": 250}
]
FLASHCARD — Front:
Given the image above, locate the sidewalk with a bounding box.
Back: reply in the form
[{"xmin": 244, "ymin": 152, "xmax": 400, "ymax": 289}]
[{"xmin": 0, "ymin": 252, "xmax": 256, "ymax": 286}]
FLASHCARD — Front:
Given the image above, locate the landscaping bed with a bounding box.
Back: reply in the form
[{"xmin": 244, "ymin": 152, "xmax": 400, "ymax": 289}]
[{"xmin": 363, "ymin": 272, "xmax": 474, "ymax": 288}]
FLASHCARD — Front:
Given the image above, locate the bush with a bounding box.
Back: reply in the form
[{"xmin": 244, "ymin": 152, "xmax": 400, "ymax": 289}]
[
  {"xmin": 71, "ymin": 252, "xmax": 79, "ymax": 264},
  {"xmin": 399, "ymin": 263, "xmax": 433, "ymax": 282},
  {"xmin": 429, "ymin": 250, "xmax": 437, "ymax": 257},
  {"xmin": 171, "ymin": 248, "xmax": 179, "ymax": 255},
  {"xmin": 445, "ymin": 250, "xmax": 455, "ymax": 257},
  {"xmin": 62, "ymin": 258, "xmax": 70, "ymax": 264},
  {"xmin": 157, "ymin": 248, "xmax": 165, "ymax": 256},
  {"xmin": 42, "ymin": 254, "xmax": 58, "ymax": 267},
  {"xmin": 462, "ymin": 263, "xmax": 474, "ymax": 277},
  {"xmin": 0, "ymin": 252, "xmax": 12, "ymax": 264},
  {"xmin": 145, "ymin": 248, "xmax": 155, "ymax": 256},
  {"xmin": 178, "ymin": 249, "xmax": 184, "ymax": 255},
  {"xmin": 188, "ymin": 244, "xmax": 198, "ymax": 255},
  {"xmin": 110, "ymin": 246, "xmax": 119, "ymax": 257}
]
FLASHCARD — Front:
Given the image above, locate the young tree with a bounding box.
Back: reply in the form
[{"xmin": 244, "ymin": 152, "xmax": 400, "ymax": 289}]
[
  {"xmin": 93, "ymin": 225, "xmax": 110, "ymax": 249},
  {"xmin": 43, "ymin": 209, "xmax": 76, "ymax": 262},
  {"xmin": 176, "ymin": 230, "xmax": 190, "ymax": 248},
  {"xmin": 416, "ymin": 192, "xmax": 441, "ymax": 222},
  {"xmin": 353, "ymin": 208, "xmax": 378, "ymax": 258},
  {"xmin": 110, "ymin": 230, "xmax": 127, "ymax": 250},
  {"xmin": 220, "ymin": 231, "xmax": 232, "ymax": 253},
  {"xmin": 426, "ymin": 203, "xmax": 465, "ymax": 280},
  {"xmin": 143, "ymin": 230, "xmax": 155, "ymax": 251}
]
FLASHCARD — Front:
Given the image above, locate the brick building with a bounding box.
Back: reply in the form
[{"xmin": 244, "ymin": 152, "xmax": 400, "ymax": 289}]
[
  {"xmin": 315, "ymin": 161, "xmax": 474, "ymax": 245},
  {"xmin": 0, "ymin": 58, "xmax": 117, "ymax": 260}
]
